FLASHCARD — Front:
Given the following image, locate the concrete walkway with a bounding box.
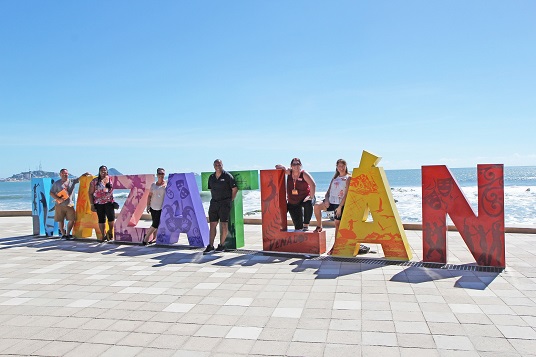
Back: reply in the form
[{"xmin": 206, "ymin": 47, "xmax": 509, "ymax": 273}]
[{"xmin": 0, "ymin": 216, "xmax": 535, "ymax": 356}]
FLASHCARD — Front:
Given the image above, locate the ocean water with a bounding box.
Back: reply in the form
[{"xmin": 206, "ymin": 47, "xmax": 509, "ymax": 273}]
[{"xmin": 2, "ymin": 166, "xmax": 535, "ymax": 225}]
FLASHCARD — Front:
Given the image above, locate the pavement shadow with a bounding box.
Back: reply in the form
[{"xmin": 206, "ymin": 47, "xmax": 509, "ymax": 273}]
[
  {"xmin": 0, "ymin": 235, "xmax": 45, "ymax": 250},
  {"xmin": 150, "ymin": 250, "xmax": 222, "ymax": 267},
  {"xmin": 390, "ymin": 265, "xmax": 501, "ymax": 290},
  {"xmin": 212, "ymin": 253, "xmax": 293, "ymax": 268},
  {"xmin": 0, "ymin": 235, "xmax": 120, "ymax": 254},
  {"xmin": 289, "ymin": 258, "xmax": 383, "ymax": 278}
]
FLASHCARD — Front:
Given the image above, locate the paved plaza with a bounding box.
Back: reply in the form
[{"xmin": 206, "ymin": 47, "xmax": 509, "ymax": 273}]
[{"xmin": 1, "ymin": 216, "xmax": 536, "ymax": 356}]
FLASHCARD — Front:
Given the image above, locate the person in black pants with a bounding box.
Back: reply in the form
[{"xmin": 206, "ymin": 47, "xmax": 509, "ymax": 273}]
[{"xmin": 276, "ymin": 158, "xmax": 316, "ymax": 231}]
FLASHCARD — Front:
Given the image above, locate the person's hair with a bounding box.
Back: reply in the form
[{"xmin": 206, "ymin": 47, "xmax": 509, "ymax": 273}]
[
  {"xmin": 97, "ymin": 165, "xmax": 108, "ymax": 184},
  {"xmin": 290, "ymin": 158, "xmax": 302, "ymax": 166},
  {"xmin": 213, "ymin": 159, "xmax": 222, "ymax": 165},
  {"xmin": 59, "ymin": 168, "xmax": 68, "ymax": 174},
  {"xmin": 332, "ymin": 159, "xmax": 348, "ymax": 180}
]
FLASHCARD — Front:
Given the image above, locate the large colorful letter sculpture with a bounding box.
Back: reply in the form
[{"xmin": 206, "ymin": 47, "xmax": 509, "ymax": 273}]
[
  {"xmin": 156, "ymin": 173, "xmax": 208, "ymax": 247},
  {"xmin": 31, "ymin": 178, "xmax": 58, "ymax": 236},
  {"xmin": 201, "ymin": 170, "xmax": 259, "ymax": 249},
  {"xmin": 113, "ymin": 174, "xmax": 154, "ymax": 243},
  {"xmin": 72, "ymin": 175, "xmax": 107, "ymax": 239},
  {"xmin": 73, "ymin": 174, "xmax": 153, "ymax": 242},
  {"xmin": 260, "ymin": 169, "xmax": 326, "ymax": 254},
  {"xmin": 422, "ymin": 165, "xmax": 505, "ymax": 267},
  {"xmin": 332, "ymin": 151, "xmax": 412, "ymax": 260}
]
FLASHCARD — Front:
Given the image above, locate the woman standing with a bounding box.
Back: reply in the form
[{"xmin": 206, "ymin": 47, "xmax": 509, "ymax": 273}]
[
  {"xmin": 276, "ymin": 158, "xmax": 316, "ymax": 231},
  {"xmin": 142, "ymin": 168, "xmax": 167, "ymax": 245},
  {"xmin": 89, "ymin": 165, "xmax": 116, "ymax": 242},
  {"xmin": 313, "ymin": 159, "xmax": 351, "ymax": 236}
]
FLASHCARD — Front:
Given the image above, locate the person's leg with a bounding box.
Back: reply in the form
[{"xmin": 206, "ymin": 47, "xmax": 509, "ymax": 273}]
[
  {"xmin": 55, "ymin": 205, "xmax": 66, "ymax": 236},
  {"xmin": 313, "ymin": 202, "xmax": 322, "ymax": 229},
  {"xmin": 58, "ymin": 221, "xmax": 66, "ymax": 237},
  {"xmin": 66, "ymin": 206, "xmax": 76, "ymax": 237},
  {"xmin": 303, "ymin": 200, "xmax": 313, "ymax": 230},
  {"xmin": 287, "ymin": 203, "xmax": 303, "ymax": 230},
  {"xmin": 95, "ymin": 204, "xmax": 106, "ymax": 241},
  {"xmin": 107, "ymin": 220, "xmax": 115, "ymax": 240},
  {"xmin": 204, "ymin": 221, "xmax": 218, "ymax": 253},
  {"xmin": 209, "ymin": 222, "xmax": 218, "ymax": 246},
  {"xmin": 313, "ymin": 200, "xmax": 328, "ymax": 232},
  {"xmin": 98, "ymin": 223, "xmax": 106, "ymax": 240},
  {"xmin": 144, "ymin": 209, "xmax": 159, "ymax": 244},
  {"xmin": 219, "ymin": 222, "xmax": 228, "ymax": 246},
  {"xmin": 217, "ymin": 200, "xmax": 231, "ymax": 248},
  {"xmin": 334, "ymin": 219, "xmax": 341, "ymax": 238},
  {"xmin": 143, "ymin": 226, "xmax": 156, "ymax": 244},
  {"xmin": 207, "ymin": 201, "xmax": 219, "ymax": 248},
  {"xmin": 66, "ymin": 220, "xmax": 74, "ymax": 236},
  {"xmin": 104, "ymin": 203, "xmax": 116, "ymax": 240}
]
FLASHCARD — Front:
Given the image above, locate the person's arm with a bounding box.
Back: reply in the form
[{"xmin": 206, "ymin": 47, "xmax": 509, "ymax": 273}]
[
  {"xmin": 275, "ymin": 164, "xmax": 291, "ymax": 175},
  {"xmin": 231, "ymin": 187, "xmax": 238, "ymax": 201},
  {"xmin": 75, "ymin": 172, "xmax": 91, "ymax": 184},
  {"xmin": 335, "ymin": 177, "xmax": 351, "ymax": 217},
  {"xmin": 88, "ymin": 180, "xmax": 96, "ymax": 211},
  {"xmin": 324, "ymin": 179, "xmax": 333, "ymax": 204},
  {"xmin": 302, "ymin": 171, "xmax": 316, "ymax": 201},
  {"xmin": 49, "ymin": 186, "xmax": 61, "ymax": 203},
  {"xmin": 146, "ymin": 190, "xmax": 153, "ymax": 213}
]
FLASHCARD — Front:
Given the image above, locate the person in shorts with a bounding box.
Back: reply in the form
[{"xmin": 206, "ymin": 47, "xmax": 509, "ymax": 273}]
[
  {"xmin": 50, "ymin": 168, "xmax": 90, "ymax": 239},
  {"xmin": 204, "ymin": 159, "xmax": 238, "ymax": 254},
  {"xmin": 142, "ymin": 168, "xmax": 167, "ymax": 246}
]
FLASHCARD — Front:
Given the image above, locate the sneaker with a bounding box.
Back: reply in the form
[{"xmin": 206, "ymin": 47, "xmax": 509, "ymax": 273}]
[
  {"xmin": 358, "ymin": 244, "xmax": 370, "ymax": 255},
  {"xmin": 302, "ymin": 226, "xmax": 309, "ymax": 231},
  {"xmin": 215, "ymin": 244, "xmax": 225, "ymax": 252},
  {"xmin": 141, "ymin": 240, "xmax": 147, "ymax": 246},
  {"xmin": 61, "ymin": 234, "xmax": 68, "ymax": 239},
  {"xmin": 203, "ymin": 245, "xmax": 214, "ymax": 254},
  {"xmin": 66, "ymin": 235, "xmax": 73, "ymax": 240}
]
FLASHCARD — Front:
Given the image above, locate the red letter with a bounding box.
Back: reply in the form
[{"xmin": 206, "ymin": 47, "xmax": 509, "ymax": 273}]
[{"xmin": 422, "ymin": 165, "xmax": 505, "ymax": 267}]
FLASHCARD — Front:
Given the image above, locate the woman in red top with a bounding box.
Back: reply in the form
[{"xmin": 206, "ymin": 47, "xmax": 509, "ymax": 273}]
[{"xmin": 276, "ymin": 158, "xmax": 316, "ymax": 231}]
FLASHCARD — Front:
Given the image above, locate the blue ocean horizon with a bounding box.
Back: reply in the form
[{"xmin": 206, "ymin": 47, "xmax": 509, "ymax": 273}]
[{"xmin": 2, "ymin": 166, "xmax": 535, "ymax": 225}]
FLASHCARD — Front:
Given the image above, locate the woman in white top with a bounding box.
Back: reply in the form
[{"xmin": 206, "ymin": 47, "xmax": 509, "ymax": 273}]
[
  {"xmin": 313, "ymin": 159, "xmax": 351, "ymax": 236},
  {"xmin": 142, "ymin": 168, "xmax": 167, "ymax": 245}
]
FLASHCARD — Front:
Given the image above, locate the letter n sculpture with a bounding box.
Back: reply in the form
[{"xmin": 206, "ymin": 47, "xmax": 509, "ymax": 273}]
[{"xmin": 422, "ymin": 165, "xmax": 505, "ymax": 267}]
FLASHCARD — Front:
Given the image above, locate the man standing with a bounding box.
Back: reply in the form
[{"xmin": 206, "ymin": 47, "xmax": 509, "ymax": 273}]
[
  {"xmin": 204, "ymin": 159, "xmax": 238, "ymax": 254},
  {"xmin": 50, "ymin": 169, "xmax": 89, "ymax": 239}
]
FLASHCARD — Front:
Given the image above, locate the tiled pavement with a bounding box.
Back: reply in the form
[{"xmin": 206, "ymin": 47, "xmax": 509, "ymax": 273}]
[{"xmin": 1, "ymin": 216, "xmax": 536, "ymax": 356}]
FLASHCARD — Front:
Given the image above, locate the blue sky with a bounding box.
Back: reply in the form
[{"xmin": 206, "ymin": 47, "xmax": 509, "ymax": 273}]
[{"xmin": 1, "ymin": 1, "xmax": 535, "ymax": 178}]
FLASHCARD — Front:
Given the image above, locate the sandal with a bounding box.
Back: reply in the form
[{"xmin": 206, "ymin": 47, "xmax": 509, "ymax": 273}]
[{"xmin": 313, "ymin": 226, "xmax": 323, "ymax": 233}]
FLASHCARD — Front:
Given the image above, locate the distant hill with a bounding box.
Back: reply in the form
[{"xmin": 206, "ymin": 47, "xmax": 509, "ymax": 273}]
[
  {"xmin": 0, "ymin": 170, "xmax": 67, "ymax": 182},
  {"xmin": 0, "ymin": 168, "xmax": 123, "ymax": 182}
]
